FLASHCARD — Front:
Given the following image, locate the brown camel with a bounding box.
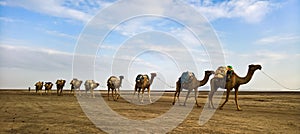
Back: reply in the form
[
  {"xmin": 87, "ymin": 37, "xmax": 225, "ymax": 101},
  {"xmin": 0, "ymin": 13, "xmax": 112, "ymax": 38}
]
[
  {"xmin": 56, "ymin": 79, "xmax": 66, "ymax": 96},
  {"xmin": 208, "ymin": 64, "xmax": 262, "ymax": 111},
  {"xmin": 172, "ymin": 70, "xmax": 214, "ymax": 107},
  {"xmin": 44, "ymin": 82, "xmax": 53, "ymax": 95},
  {"xmin": 132, "ymin": 73, "xmax": 157, "ymax": 103},
  {"xmin": 35, "ymin": 81, "xmax": 44, "ymax": 95},
  {"xmin": 107, "ymin": 75, "xmax": 124, "ymax": 101}
]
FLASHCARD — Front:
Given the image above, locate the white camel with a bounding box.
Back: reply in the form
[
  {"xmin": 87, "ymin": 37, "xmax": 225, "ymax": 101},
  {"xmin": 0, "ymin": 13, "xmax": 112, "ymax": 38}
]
[{"xmin": 107, "ymin": 76, "xmax": 124, "ymax": 101}]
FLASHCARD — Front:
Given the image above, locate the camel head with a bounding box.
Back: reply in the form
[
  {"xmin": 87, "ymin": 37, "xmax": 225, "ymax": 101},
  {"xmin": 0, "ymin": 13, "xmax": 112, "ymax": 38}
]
[
  {"xmin": 205, "ymin": 70, "xmax": 215, "ymax": 76},
  {"xmin": 45, "ymin": 82, "xmax": 53, "ymax": 87},
  {"xmin": 150, "ymin": 73, "xmax": 157, "ymax": 78},
  {"xmin": 70, "ymin": 78, "xmax": 78, "ymax": 84},
  {"xmin": 249, "ymin": 64, "xmax": 262, "ymax": 71},
  {"xmin": 135, "ymin": 74, "xmax": 144, "ymax": 83},
  {"xmin": 35, "ymin": 81, "xmax": 43, "ymax": 87},
  {"xmin": 119, "ymin": 75, "xmax": 124, "ymax": 80},
  {"xmin": 56, "ymin": 79, "xmax": 66, "ymax": 86}
]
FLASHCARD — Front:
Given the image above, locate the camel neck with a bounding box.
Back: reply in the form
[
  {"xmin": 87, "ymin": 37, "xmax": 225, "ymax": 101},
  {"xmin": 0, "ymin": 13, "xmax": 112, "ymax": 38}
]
[
  {"xmin": 237, "ymin": 68, "xmax": 256, "ymax": 84},
  {"xmin": 119, "ymin": 79, "xmax": 123, "ymax": 85},
  {"xmin": 199, "ymin": 73, "xmax": 210, "ymax": 86},
  {"xmin": 149, "ymin": 76, "xmax": 155, "ymax": 85}
]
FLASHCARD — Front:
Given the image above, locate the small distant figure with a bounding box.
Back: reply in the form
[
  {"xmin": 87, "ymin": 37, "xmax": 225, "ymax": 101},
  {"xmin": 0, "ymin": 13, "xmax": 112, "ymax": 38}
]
[
  {"xmin": 44, "ymin": 82, "xmax": 53, "ymax": 95},
  {"xmin": 107, "ymin": 76, "xmax": 124, "ymax": 101},
  {"xmin": 70, "ymin": 78, "xmax": 83, "ymax": 96},
  {"xmin": 226, "ymin": 65, "xmax": 234, "ymax": 82},
  {"xmin": 84, "ymin": 80, "xmax": 99, "ymax": 98},
  {"xmin": 28, "ymin": 87, "xmax": 31, "ymax": 92},
  {"xmin": 132, "ymin": 73, "xmax": 157, "ymax": 103},
  {"xmin": 35, "ymin": 81, "xmax": 44, "ymax": 95},
  {"xmin": 56, "ymin": 79, "xmax": 66, "ymax": 96}
]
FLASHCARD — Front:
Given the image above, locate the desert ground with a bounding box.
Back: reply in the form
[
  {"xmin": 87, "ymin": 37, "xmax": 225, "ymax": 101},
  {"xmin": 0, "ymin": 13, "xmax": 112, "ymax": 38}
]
[{"xmin": 0, "ymin": 90, "xmax": 299, "ymax": 134}]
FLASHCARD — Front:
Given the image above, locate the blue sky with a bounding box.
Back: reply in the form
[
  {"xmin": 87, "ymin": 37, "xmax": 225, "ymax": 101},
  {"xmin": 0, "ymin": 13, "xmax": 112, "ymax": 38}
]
[{"xmin": 0, "ymin": 0, "xmax": 299, "ymax": 91}]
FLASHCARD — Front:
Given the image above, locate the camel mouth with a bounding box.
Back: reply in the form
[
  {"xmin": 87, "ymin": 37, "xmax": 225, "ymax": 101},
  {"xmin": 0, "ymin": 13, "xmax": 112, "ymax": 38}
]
[{"xmin": 258, "ymin": 66, "xmax": 262, "ymax": 70}]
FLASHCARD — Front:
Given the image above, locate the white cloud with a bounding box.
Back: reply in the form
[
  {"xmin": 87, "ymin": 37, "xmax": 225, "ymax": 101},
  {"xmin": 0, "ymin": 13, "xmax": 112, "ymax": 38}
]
[
  {"xmin": 44, "ymin": 29, "xmax": 77, "ymax": 39},
  {"xmin": 0, "ymin": 17, "xmax": 24, "ymax": 23},
  {"xmin": 3, "ymin": 0, "xmax": 94, "ymax": 23},
  {"xmin": 190, "ymin": 0, "xmax": 279, "ymax": 23},
  {"xmin": 0, "ymin": 45, "xmax": 73, "ymax": 71},
  {"xmin": 114, "ymin": 19, "xmax": 154, "ymax": 37},
  {"xmin": 2, "ymin": 0, "xmax": 281, "ymax": 24},
  {"xmin": 0, "ymin": 1, "xmax": 6, "ymax": 6},
  {"xmin": 256, "ymin": 34, "xmax": 300, "ymax": 45}
]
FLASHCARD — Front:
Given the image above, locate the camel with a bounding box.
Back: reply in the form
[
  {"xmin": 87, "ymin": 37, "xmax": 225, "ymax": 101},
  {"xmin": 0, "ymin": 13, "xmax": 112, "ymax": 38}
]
[
  {"xmin": 208, "ymin": 64, "xmax": 262, "ymax": 111},
  {"xmin": 70, "ymin": 78, "xmax": 83, "ymax": 96},
  {"xmin": 35, "ymin": 81, "xmax": 43, "ymax": 95},
  {"xmin": 44, "ymin": 82, "xmax": 53, "ymax": 95},
  {"xmin": 84, "ymin": 80, "xmax": 99, "ymax": 98},
  {"xmin": 132, "ymin": 73, "xmax": 157, "ymax": 103},
  {"xmin": 107, "ymin": 75, "xmax": 124, "ymax": 101},
  {"xmin": 172, "ymin": 70, "xmax": 214, "ymax": 107},
  {"xmin": 56, "ymin": 79, "xmax": 66, "ymax": 96}
]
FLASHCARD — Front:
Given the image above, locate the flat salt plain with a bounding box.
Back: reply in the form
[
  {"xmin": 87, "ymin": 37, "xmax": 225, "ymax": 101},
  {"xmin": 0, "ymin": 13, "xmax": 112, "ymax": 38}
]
[{"xmin": 0, "ymin": 90, "xmax": 299, "ymax": 134}]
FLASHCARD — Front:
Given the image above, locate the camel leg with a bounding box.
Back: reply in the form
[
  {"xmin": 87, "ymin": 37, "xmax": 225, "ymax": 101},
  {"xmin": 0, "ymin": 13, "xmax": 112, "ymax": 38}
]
[
  {"xmin": 172, "ymin": 90, "xmax": 177, "ymax": 105},
  {"xmin": 141, "ymin": 89, "xmax": 145, "ymax": 103},
  {"xmin": 208, "ymin": 84, "xmax": 217, "ymax": 109},
  {"xmin": 173, "ymin": 81, "xmax": 180, "ymax": 105},
  {"xmin": 147, "ymin": 88, "xmax": 152, "ymax": 103},
  {"xmin": 112, "ymin": 89, "xmax": 115, "ymax": 100},
  {"xmin": 92, "ymin": 89, "xmax": 95, "ymax": 98},
  {"xmin": 184, "ymin": 90, "xmax": 191, "ymax": 106},
  {"xmin": 132, "ymin": 90, "xmax": 136, "ymax": 102},
  {"xmin": 60, "ymin": 89, "xmax": 63, "ymax": 96},
  {"xmin": 107, "ymin": 87, "xmax": 110, "ymax": 100},
  {"xmin": 194, "ymin": 89, "xmax": 200, "ymax": 107},
  {"xmin": 113, "ymin": 89, "xmax": 117, "ymax": 101},
  {"xmin": 117, "ymin": 88, "xmax": 120, "ymax": 100},
  {"xmin": 177, "ymin": 89, "xmax": 182, "ymax": 105},
  {"xmin": 220, "ymin": 89, "xmax": 230, "ymax": 110},
  {"xmin": 234, "ymin": 88, "xmax": 242, "ymax": 111},
  {"xmin": 208, "ymin": 91, "xmax": 216, "ymax": 109}
]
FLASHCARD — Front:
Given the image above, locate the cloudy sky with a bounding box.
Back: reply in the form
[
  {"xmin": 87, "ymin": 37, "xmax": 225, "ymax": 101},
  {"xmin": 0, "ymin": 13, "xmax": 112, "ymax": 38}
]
[{"xmin": 0, "ymin": 0, "xmax": 299, "ymax": 91}]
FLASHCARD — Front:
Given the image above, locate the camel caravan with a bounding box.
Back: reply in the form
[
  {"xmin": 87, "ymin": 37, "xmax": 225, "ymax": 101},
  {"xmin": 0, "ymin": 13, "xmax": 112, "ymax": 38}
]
[{"xmin": 32, "ymin": 64, "xmax": 261, "ymax": 110}]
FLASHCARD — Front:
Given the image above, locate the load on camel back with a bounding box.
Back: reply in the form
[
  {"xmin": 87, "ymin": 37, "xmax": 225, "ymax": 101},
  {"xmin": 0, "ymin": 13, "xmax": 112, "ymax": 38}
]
[
  {"xmin": 214, "ymin": 66, "xmax": 234, "ymax": 82},
  {"xmin": 180, "ymin": 71, "xmax": 195, "ymax": 86},
  {"xmin": 214, "ymin": 66, "xmax": 227, "ymax": 79}
]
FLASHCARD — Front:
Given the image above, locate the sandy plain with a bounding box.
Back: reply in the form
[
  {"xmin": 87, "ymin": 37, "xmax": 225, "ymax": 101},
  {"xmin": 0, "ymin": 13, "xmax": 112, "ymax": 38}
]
[{"xmin": 0, "ymin": 90, "xmax": 299, "ymax": 134}]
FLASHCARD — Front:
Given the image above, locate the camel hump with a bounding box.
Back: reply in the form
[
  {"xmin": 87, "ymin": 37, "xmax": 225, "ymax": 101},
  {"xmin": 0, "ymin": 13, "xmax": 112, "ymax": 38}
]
[
  {"xmin": 108, "ymin": 76, "xmax": 118, "ymax": 85},
  {"xmin": 143, "ymin": 74, "xmax": 149, "ymax": 80},
  {"xmin": 136, "ymin": 74, "xmax": 144, "ymax": 82},
  {"xmin": 214, "ymin": 66, "xmax": 227, "ymax": 78},
  {"xmin": 108, "ymin": 76, "xmax": 117, "ymax": 82},
  {"xmin": 180, "ymin": 71, "xmax": 195, "ymax": 84}
]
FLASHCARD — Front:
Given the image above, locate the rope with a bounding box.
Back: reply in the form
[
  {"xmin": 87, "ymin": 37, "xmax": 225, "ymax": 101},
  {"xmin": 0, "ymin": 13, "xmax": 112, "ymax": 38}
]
[
  {"xmin": 260, "ymin": 70, "xmax": 300, "ymax": 90},
  {"xmin": 156, "ymin": 77, "xmax": 175, "ymax": 88},
  {"xmin": 124, "ymin": 78, "xmax": 134, "ymax": 87},
  {"xmin": 99, "ymin": 84, "xmax": 106, "ymax": 88},
  {"xmin": 123, "ymin": 77, "xmax": 174, "ymax": 88}
]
